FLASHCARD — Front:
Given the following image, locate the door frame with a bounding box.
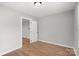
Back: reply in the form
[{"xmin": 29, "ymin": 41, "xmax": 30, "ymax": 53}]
[
  {"xmin": 21, "ymin": 16, "xmax": 32, "ymax": 42},
  {"xmin": 21, "ymin": 16, "xmax": 38, "ymax": 44}
]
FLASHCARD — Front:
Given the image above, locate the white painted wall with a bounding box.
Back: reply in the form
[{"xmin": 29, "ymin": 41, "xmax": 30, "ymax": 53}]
[
  {"xmin": 39, "ymin": 10, "xmax": 74, "ymax": 48},
  {"xmin": 74, "ymin": 3, "xmax": 79, "ymax": 56},
  {"xmin": 0, "ymin": 5, "xmax": 36, "ymax": 55},
  {"xmin": 22, "ymin": 19, "xmax": 29, "ymax": 38}
]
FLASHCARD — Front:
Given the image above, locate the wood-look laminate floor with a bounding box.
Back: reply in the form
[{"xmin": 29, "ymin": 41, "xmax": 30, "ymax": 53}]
[{"xmin": 3, "ymin": 41, "xmax": 75, "ymax": 56}]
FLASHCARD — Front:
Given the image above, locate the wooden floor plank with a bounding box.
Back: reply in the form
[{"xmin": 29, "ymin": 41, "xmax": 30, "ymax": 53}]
[{"xmin": 3, "ymin": 40, "xmax": 75, "ymax": 56}]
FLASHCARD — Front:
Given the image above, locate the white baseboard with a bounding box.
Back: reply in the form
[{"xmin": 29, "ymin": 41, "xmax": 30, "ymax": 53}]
[
  {"xmin": 0, "ymin": 46, "xmax": 22, "ymax": 56},
  {"xmin": 73, "ymin": 48, "xmax": 77, "ymax": 56},
  {"xmin": 73, "ymin": 47, "xmax": 79, "ymax": 56},
  {"xmin": 39, "ymin": 40, "xmax": 74, "ymax": 48}
]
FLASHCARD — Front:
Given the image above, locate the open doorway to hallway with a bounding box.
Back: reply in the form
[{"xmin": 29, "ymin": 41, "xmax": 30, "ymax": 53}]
[
  {"xmin": 22, "ymin": 18, "xmax": 30, "ymax": 47},
  {"xmin": 22, "ymin": 17, "xmax": 38, "ymax": 47}
]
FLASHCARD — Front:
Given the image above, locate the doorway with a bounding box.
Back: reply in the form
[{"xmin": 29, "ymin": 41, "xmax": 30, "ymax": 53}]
[
  {"xmin": 22, "ymin": 18, "xmax": 30, "ymax": 47},
  {"xmin": 22, "ymin": 17, "xmax": 38, "ymax": 47},
  {"xmin": 22, "ymin": 19, "xmax": 30, "ymax": 39}
]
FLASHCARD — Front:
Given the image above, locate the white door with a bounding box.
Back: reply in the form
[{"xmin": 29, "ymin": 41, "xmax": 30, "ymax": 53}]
[{"xmin": 30, "ymin": 20, "xmax": 38, "ymax": 43}]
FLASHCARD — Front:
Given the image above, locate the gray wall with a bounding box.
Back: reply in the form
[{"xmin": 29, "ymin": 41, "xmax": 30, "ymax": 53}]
[
  {"xmin": 78, "ymin": 3, "xmax": 79, "ymax": 48},
  {"xmin": 74, "ymin": 3, "xmax": 79, "ymax": 56},
  {"xmin": 22, "ymin": 19, "xmax": 29, "ymax": 38},
  {"xmin": 0, "ymin": 5, "xmax": 36, "ymax": 55},
  {"xmin": 39, "ymin": 10, "xmax": 74, "ymax": 48},
  {"xmin": 74, "ymin": 3, "xmax": 78, "ymax": 51}
]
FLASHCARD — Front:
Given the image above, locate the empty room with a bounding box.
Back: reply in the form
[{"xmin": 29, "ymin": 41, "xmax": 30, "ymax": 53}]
[{"xmin": 0, "ymin": 2, "xmax": 79, "ymax": 56}]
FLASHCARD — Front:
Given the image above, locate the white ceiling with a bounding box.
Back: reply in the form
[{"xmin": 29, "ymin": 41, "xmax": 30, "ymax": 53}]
[{"xmin": 0, "ymin": 2, "xmax": 76, "ymax": 18}]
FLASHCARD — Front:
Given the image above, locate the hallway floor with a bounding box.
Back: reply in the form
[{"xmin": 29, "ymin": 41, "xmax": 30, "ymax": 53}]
[{"xmin": 3, "ymin": 41, "xmax": 75, "ymax": 56}]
